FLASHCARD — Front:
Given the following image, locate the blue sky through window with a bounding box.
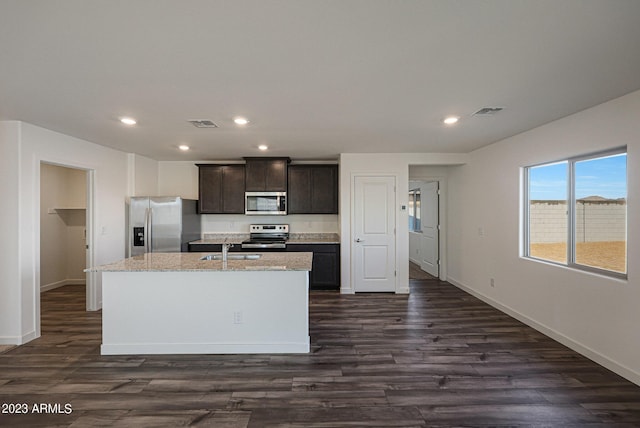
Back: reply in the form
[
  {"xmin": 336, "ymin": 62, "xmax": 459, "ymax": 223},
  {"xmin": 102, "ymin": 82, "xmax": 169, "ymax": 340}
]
[{"xmin": 529, "ymin": 153, "xmax": 626, "ymax": 200}]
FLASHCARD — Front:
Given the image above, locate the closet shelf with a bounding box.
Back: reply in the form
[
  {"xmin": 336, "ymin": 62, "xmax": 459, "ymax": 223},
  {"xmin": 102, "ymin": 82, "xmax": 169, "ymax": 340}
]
[{"xmin": 47, "ymin": 207, "xmax": 86, "ymax": 214}]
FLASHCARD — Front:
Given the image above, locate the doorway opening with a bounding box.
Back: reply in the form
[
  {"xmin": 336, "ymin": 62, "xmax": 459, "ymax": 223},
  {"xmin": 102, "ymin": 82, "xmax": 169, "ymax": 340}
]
[
  {"xmin": 408, "ymin": 176, "xmax": 443, "ymax": 281},
  {"xmin": 39, "ymin": 162, "xmax": 95, "ymax": 338}
]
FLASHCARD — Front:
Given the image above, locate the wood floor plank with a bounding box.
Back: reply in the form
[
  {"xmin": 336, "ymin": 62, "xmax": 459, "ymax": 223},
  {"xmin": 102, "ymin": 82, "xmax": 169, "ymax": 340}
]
[{"xmin": 1, "ymin": 281, "xmax": 640, "ymax": 427}]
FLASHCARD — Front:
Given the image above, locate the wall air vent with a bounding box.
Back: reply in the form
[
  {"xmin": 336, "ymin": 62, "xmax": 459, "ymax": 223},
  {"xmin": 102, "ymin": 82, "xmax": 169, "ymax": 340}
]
[
  {"xmin": 188, "ymin": 119, "xmax": 219, "ymax": 128},
  {"xmin": 473, "ymin": 107, "xmax": 504, "ymax": 116}
]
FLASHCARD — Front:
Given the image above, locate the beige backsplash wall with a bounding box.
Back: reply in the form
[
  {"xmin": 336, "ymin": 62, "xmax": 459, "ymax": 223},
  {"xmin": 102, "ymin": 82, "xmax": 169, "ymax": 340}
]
[
  {"xmin": 157, "ymin": 161, "xmax": 339, "ymax": 235},
  {"xmin": 201, "ymin": 214, "xmax": 339, "ymax": 234}
]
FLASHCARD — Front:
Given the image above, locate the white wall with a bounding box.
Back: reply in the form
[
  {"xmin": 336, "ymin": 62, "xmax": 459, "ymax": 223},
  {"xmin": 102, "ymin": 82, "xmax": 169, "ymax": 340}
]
[
  {"xmin": 0, "ymin": 121, "xmax": 129, "ymax": 345},
  {"xmin": 40, "ymin": 164, "xmax": 87, "ymax": 290},
  {"xmin": 158, "ymin": 161, "xmax": 199, "ymax": 199},
  {"xmin": 409, "ymin": 231, "xmax": 422, "ymax": 265},
  {"xmin": 447, "ymin": 89, "xmax": 640, "ymax": 385},
  {"xmin": 201, "ymin": 214, "xmax": 338, "ymax": 235},
  {"xmin": 0, "ymin": 121, "xmax": 21, "ymax": 344},
  {"xmin": 339, "ymin": 153, "xmax": 467, "ymax": 294},
  {"xmin": 129, "ymin": 154, "xmax": 159, "ymax": 196}
]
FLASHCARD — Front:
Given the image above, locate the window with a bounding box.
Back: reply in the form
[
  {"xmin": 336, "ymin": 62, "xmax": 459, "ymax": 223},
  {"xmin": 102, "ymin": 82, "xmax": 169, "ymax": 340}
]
[
  {"xmin": 409, "ymin": 189, "xmax": 421, "ymax": 232},
  {"xmin": 524, "ymin": 148, "xmax": 627, "ymax": 277}
]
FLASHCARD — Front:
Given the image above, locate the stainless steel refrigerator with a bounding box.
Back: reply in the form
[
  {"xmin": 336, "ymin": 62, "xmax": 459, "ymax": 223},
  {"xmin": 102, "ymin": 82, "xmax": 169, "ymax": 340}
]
[{"xmin": 127, "ymin": 197, "xmax": 200, "ymax": 257}]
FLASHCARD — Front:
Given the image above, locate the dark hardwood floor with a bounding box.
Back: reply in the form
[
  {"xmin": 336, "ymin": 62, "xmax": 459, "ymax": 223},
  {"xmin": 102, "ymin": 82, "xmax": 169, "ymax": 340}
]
[
  {"xmin": 2, "ymin": 280, "xmax": 640, "ymax": 427},
  {"xmin": 409, "ymin": 261, "xmax": 437, "ymax": 280}
]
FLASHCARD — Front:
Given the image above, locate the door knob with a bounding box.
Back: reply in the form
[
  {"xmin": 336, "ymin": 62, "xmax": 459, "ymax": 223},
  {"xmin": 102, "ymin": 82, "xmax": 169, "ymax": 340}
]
[{"xmin": 355, "ymin": 238, "xmax": 364, "ymax": 243}]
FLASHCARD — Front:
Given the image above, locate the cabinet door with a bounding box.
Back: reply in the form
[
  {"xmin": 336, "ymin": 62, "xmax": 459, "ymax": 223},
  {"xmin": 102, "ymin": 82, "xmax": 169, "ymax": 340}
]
[
  {"xmin": 188, "ymin": 243, "xmax": 222, "ymax": 252},
  {"xmin": 311, "ymin": 251, "xmax": 339, "ymax": 290},
  {"xmin": 222, "ymin": 165, "xmax": 245, "ymax": 213},
  {"xmin": 265, "ymin": 159, "xmax": 287, "ymax": 191},
  {"xmin": 245, "ymin": 160, "xmax": 266, "ymax": 191},
  {"xmin": 198, "ymin": 166, "xmax": 223, "ymax": 213},
  {"xmin": 189, "ymin": 243, "xmax": 242, "ymax": 252},
  {"xmin": 197, "ymin": 164, "xmax": 245, "ymax": 214},
  {"xmin": 311, "ymin": 166, "xmax": 338, "ymax": 214},
  {"xmin": 287, "ymin": 165, "xmax": 338, "ymax": 214},
  {"xmin": 245, "ymin": 158, "xmax": 289, "ymax": 191},
  {"xmin": 286, "ymin": 243, "xmax": 340, "ymax": 290},
  {"xmin": 287, "ymin": 166, "xmax": 312, "ymax": 214}
]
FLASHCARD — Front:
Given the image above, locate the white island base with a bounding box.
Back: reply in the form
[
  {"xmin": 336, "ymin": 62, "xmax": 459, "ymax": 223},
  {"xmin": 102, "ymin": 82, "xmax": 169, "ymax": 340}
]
[{"xmin": 101, "ymin": 270, "xmax": 309, "ymax": 355}]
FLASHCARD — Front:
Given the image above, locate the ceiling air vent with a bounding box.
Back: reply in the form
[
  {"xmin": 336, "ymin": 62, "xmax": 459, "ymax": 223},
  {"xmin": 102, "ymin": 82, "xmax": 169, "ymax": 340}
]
[
  {"xmin": 188, "ymin": 119, "xmax": 219, "ymax": 128},
  {"xmin": 473, "ymin": 107, "xmax": 504, "ymax": 116}
]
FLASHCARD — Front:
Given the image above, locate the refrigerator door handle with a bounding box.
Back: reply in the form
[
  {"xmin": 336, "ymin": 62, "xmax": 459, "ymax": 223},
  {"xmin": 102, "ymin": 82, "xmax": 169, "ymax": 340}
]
[
  {"xmin": 148, "ymin": 208, "xmax": 154, "ymax": 253},
  {"xmin": 144, "ymin": 208, "xmax": 151, "ymax": 253}
]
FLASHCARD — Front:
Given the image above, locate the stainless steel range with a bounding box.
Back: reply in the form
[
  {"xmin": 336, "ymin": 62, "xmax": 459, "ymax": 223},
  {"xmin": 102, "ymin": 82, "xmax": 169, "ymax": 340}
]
[{"xmin": 241, "ymin": 224, "xmax": 289, "ymax": 250}]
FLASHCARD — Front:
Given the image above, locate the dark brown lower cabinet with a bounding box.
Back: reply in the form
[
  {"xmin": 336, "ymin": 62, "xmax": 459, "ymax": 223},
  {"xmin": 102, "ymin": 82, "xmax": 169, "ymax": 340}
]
[
  {"xmin": 188, "ymin": 243, "xmax": 242, "ymax": 253},
  {"xmin": 188, "ymin": 242, "xmax": 340, "ymax": 291},
  {"xmin": 286, "ymin": 243, "xmax": 340, "ymax": 291}
]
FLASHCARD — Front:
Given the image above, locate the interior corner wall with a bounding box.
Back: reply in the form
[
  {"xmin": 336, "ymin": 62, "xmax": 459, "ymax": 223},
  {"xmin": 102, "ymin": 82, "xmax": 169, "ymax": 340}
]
[
  {"xmin": 158, "ymin": 161, "xmax": 199, "ymax": 199},
  {"xmin": 446, "ymin": 89, "xmax": 640, "ymax": 385},
  {"xmin": 129, "ymin": 153, "xmax": 159, "ymax": 196},
  {"xmin": 40, "ymin": 164, "xmax": 70, "ymax": 288},
  {"xmin": 7, "ymin": 121, "xmax": 129, "ymax": 345},
  {"xmin": 0, "ymin": 121, "xmax": 22, "ymax": 344}
]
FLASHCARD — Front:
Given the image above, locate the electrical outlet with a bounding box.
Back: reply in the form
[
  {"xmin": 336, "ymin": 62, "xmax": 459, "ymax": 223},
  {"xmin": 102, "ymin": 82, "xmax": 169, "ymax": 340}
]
[
  {"xmin": 490, "ymin": 278, "xmax": 495, "ymax": 287},
  {"xmin": 233, "ymin": 311, "xmax": 243, "ymax": 324}
]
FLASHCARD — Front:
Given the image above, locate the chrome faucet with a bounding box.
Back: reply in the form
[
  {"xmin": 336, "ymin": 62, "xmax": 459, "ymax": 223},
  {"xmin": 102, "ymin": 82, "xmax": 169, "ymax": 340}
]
[{"xmin": 221, "ymin": 243, "xmax": 234, "ymax": 262}]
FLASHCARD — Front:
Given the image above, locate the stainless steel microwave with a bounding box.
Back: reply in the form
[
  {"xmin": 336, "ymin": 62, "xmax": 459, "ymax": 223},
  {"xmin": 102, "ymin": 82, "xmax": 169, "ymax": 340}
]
[{"xmin": 245, "ymin": 192, "xmax": 287, "ymax": 215}]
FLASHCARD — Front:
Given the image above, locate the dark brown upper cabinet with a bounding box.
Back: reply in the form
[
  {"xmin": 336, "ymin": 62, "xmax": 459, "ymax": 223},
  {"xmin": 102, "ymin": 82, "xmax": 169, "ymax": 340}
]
[
  {"xmin": 196, "ymin": 164, "xmax": 245, "ymax": 214},
  {"xmin": 244, "ymin": 157, "xmax": 289, "ymax": 192},
  {"xmin": 288, "ymin": 164, "xmax": 338, "ymax": 214}
]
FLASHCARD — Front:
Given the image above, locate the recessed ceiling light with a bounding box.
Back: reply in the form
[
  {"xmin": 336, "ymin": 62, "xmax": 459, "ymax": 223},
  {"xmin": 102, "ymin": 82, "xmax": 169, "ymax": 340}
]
[
  {"xmin": 178, "ymin": 145, "xmax": 190, "ymax": 151},
  {"xmin": 258, "ymin": 144, "xmax": 268, "ymax": 151},
  {"xmin": 233, "ymin": 117, "xmax": 249, "ymax": 126},
  {"xmin": 120, "ymin": 117, "xmax": 137, "ymax": 126},
  {"xmin": 443, "ymin": 116, "xmax": 459, "ymax": 125}
]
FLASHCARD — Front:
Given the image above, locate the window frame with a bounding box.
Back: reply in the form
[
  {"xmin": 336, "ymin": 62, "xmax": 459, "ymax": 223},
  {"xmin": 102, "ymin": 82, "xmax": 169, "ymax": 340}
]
[
  {"xmin": 408, "ymin": 188, "xmax": 421, "ymax": 232},
  {"xmin": 523, "ymin": 147, "xmax": 627, "ymax": 279}
]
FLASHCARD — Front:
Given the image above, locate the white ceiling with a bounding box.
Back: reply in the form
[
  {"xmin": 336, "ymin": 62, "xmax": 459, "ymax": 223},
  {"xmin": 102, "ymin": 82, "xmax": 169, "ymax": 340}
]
[{"xmin": 2, "ymin": 1, "xmax": 640, "ymax": 161}]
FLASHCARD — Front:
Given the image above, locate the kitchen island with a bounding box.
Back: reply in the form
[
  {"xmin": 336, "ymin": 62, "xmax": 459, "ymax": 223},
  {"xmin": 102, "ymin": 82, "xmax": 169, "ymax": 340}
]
[{"xmin": 87, "ymin": 252, "xmax": 313, "ymax": 355}]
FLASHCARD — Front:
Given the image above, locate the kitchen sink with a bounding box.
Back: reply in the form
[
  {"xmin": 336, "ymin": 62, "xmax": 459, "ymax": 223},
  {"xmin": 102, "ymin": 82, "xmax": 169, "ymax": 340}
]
[{"xmin": 200, "ymin": 254, "xmax": 262, "ymax": 261}]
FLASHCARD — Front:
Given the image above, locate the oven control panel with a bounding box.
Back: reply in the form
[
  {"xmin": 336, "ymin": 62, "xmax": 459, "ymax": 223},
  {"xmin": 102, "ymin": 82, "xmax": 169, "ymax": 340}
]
[{"xmin": 250, "ymin": 224, "xmax": 289, "ymax": 233}]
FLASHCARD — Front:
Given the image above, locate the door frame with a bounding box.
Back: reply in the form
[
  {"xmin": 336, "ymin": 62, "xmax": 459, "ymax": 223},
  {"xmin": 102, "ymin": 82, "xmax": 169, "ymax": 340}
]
[
  {"xmin": 36, "ymin": 161, "xmax": 98, "ymax": 338},
  {"xmin": 350, "ymin": 173, "xmax": 400, "ymax": 293},
  {"xmin": 408, "ymin": 174, "xmax": 448, "ymax": 281}
]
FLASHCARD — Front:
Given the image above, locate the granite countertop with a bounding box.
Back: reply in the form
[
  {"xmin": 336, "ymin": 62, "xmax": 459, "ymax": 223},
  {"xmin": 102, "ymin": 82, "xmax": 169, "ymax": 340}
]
[
  {"xmin": 190, "ymin": 233, "xmax": 340, "ymax": 245},
  {"xmin": 86, "ymin": 252, "xmax": 313, "ymax": 272},
  {"xmin": 288, "ymin": 233, "xmax": 340, "ymax": 244}
]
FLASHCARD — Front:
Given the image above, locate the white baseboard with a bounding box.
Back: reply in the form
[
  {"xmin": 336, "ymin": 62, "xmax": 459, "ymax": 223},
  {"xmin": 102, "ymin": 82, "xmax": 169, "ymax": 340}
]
[
  {"xmin": 0, "ymin": 329, "xmax": 37, "ymax": 345},
  {"xmin": 447, "ymin": 276, "xmax": 640, "ymax": 387},
  {"xmin": 41, "ymin": 279, "xmax": 85, "ymax": 292},
  {"xmin": 0, "ymin": 336, "xmax": 21, "ymax": 345},
  {"xmin": 101, "ymin": 340, "xmax": 310, "ymax": 355}
]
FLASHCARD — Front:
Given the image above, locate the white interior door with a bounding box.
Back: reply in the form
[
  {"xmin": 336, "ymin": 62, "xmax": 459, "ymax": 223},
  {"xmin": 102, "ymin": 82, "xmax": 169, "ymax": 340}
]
[
  {"xmin": 420, "ymin": 181, "xmax": 439, "ymax": 277},
  {"xmin": 353, "ymin": 176, "xmax": 396, "ymax": 292}
]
